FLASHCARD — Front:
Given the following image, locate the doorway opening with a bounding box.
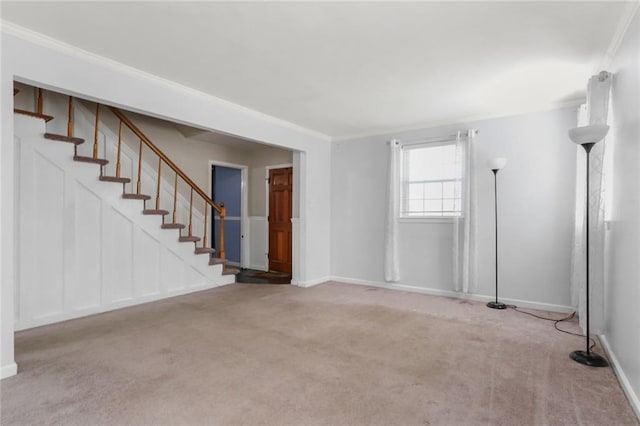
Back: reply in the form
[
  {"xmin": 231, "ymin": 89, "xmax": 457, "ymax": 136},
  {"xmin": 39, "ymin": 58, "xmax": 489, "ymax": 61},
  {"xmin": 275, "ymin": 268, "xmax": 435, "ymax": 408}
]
[{"xmin": 210, "ymin": 162, "xmax": 248, "ymax": 267}]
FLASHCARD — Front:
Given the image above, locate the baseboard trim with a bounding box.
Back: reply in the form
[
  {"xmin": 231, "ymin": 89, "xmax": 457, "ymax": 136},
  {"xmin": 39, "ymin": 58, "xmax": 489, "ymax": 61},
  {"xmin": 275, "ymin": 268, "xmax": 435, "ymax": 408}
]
[
  {"xmin": 600, "ymin": 334, "xmax": 640, "ymax": 420},
  {"xmin": 296, "ymin": 276, "xmax": 331, "ymax": 288},
  {"xmin": 15, "ymin": 280, "xmax": 234, "ymax": 332},
  {"xmin": 1, "ymin": 362, "xmax": 18, "ymax": 379},
  {"xmin": 329, "ymin": 276, "xmax": 574, "ymax": 313}
]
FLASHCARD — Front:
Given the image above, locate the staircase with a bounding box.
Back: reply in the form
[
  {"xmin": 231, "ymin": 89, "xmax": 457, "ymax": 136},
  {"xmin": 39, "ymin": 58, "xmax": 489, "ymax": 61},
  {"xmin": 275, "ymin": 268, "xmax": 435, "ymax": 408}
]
[{"xmin": 13, "ymin": 85, "xmax": 239, "ymax": 330}]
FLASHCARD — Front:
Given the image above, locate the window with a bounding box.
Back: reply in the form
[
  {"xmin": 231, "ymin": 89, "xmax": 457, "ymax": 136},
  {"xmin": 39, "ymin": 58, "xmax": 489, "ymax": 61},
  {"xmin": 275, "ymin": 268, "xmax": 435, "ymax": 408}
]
[{"xmin": 400, "ymin": 141, "xmax": 462, "ymax": 218}]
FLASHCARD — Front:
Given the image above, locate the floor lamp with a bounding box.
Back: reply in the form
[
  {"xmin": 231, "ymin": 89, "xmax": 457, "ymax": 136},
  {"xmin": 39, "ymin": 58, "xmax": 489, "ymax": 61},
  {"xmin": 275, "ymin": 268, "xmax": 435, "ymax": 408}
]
[
  {"xmin": 568, "ymin": 124, "xmax": 609, "ymax": 367},
  {"xmin": 487, "ymin": 157, "xmax": 508, "ymax": 310}
]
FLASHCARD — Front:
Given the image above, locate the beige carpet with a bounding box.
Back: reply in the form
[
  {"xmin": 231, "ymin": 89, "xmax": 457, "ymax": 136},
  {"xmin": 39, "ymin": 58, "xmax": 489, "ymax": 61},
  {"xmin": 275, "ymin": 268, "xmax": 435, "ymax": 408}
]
[{"xmin": 1, "ymin": 282, "xmax": 637, "ymax": 425}]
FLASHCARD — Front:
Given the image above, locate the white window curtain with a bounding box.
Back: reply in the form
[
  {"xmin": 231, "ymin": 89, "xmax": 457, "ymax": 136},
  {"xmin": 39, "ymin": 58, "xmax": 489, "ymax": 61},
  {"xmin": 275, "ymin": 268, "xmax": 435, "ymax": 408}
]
[
  {"xmin": 452, "ymin": 130, "xmax": 478, "ymax": 293},
  {"xmin": 384, "ymin": 139, "xmax": 401, "ymax": 282},
  {"xmin": 570, "ymin": 72, "xmax": 612, "ymax": 334}
]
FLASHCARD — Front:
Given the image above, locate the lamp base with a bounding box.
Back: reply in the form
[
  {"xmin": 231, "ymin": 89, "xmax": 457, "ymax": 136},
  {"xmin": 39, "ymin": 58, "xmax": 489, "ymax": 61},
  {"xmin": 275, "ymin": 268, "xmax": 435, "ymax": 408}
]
[
  {"xmin": 487, "ymin": 301, "xmax": 507, "ymax": 309},
  {"xmin": 570, "ymin": 350, "xmax": 608, "ymax": 367}
]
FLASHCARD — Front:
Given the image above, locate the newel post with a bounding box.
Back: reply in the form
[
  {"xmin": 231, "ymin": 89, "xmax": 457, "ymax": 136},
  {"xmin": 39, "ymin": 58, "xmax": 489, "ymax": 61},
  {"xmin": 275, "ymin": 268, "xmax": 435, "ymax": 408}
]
[{"xmin": 218, "ymin": 203, "xmax": 226, "ymax": 260}]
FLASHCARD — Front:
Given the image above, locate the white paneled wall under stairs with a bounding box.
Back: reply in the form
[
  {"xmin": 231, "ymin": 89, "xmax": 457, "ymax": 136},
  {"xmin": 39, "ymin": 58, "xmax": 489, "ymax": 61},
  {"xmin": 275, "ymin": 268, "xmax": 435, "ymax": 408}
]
[{"xmin": 14, "ymin": 113, "xmax": 235, "ymax": 331}]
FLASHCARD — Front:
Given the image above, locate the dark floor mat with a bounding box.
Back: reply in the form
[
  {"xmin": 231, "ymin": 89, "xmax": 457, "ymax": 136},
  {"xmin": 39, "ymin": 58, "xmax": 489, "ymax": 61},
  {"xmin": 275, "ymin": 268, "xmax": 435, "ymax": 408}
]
[{"xmin": 236, "ymin": 268, "xmax": 291, "ymax": 284}]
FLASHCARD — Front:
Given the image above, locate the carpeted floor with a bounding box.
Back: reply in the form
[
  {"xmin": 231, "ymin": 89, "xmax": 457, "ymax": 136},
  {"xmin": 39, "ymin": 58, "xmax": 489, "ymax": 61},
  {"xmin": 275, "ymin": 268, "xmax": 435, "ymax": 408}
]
[{"xmin": 1, "ymin": 282, "xmax": 637, "ymax": 425}]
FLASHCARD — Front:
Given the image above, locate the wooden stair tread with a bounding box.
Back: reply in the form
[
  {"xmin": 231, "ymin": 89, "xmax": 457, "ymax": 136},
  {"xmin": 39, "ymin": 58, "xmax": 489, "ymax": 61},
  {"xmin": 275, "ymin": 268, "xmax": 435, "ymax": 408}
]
[
  {"xmin": 179, "ymin": 236, "xmax": 200, "ymax": 242},
  {"xmin": 161, "ymin": 223, "xmax": 186, "ymax": 230},
  {"xmin": 44, "ymin": 133, "xmax": 84, "ymax": 144},
  {"xmin": 74, "ymin": 155, "xmax": 108, "ymax": 166},
  {"xmin": 209, "ymin": 258, "xmax": 228, "ymax": 266},
  {"xmin": 123, "ymin": 193, "xmax": 151, "ymax": 201},
  {"xmin": 222, "ymin": 267, "xmax": 240, "ymax": 275},
  {"xmin": 143, "ymin": 209, "xmax": 169, "ymax": 216},
  {"xmin": 15, "ymin": 109, "xmax": 55, "ymax": 122},
  {"xmin": 99, "ymin": 176, "xmax": 130, "ymax": 184},
  {"xmin": 194, "ymin": 247, "xmax": 216, "ymax": 255}
]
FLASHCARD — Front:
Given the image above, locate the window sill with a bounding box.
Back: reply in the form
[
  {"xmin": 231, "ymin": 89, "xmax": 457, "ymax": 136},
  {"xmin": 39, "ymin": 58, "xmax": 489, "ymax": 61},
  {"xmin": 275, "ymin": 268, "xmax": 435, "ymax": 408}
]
[{"xmin": 398, "ymin": 217, "xmax": 456, "ymax": 224}]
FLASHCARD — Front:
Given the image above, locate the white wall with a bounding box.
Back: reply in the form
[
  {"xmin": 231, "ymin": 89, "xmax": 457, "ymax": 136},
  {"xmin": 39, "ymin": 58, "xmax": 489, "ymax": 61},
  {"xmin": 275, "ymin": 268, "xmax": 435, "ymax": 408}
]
[
  {"xmin": 1, "ymin": 25, "xmax": 332, "ymax": 377},
  {"xmin": 605, "ymin": 10, "xmax": 640, "ymax": 415},
  {"xmin": 331, "ymin": 107, "xmax": 578, "ymax": 310},
  {"xmin": 0, "ymin": 25, "xmax": 18, "ymax": 379}
]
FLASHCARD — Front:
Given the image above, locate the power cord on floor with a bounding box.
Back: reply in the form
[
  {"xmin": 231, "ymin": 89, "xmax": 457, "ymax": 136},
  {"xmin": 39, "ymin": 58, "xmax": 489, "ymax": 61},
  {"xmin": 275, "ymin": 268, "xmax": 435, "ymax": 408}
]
[{"xmin": 507, "ymin": 305, "xmax": 596, "ymax": 350}]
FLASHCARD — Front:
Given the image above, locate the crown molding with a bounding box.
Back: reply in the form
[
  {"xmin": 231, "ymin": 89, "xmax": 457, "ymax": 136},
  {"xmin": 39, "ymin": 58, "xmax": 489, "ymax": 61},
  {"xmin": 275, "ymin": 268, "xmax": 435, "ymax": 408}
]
[
  {"xmin": 331, "ymin": 98, "xmax": 585, "ymax": 142},
  {"xmin": 599, "ymin": 1, "xmax": 640, "ymax": 71},
  {"xmin": 1, "ymin": 20, "xmax": 332, "ymax": 143}
]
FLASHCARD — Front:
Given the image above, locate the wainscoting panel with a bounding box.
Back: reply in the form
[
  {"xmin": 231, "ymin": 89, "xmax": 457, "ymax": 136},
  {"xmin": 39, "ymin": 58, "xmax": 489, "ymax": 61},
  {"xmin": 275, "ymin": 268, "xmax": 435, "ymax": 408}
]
[
  {"xmin": 249, "ymin": 216, "xmax": 268, "ymax": 271},
  {"xmin": 68, "ymin": 180, "xmax": 103, "ymax": 312},
  {"xmin": 103, "ymin": 207, "xmax": 135, "ymax": 304},
  {"xmin": 161, "ymin": 247, "xmax": 186, "ymax": 293},
  {"xmin": 32, "ymin": 152, "xmax": 65, "ymax": 320},
  {"xmin": 187, "ymin": 265, "xmax": 205, "ymax": 289},
  {"xmin": 14, "ymin": 113, "xmax": 234, "ymax": 331},
  {"xmin": 133, "ymin": 227, "xmax": 161, "ymax": 298}
]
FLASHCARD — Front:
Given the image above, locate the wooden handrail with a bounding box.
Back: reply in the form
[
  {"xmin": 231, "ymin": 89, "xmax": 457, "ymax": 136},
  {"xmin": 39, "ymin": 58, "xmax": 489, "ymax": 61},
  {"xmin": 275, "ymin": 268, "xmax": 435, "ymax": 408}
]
[
  {"xmin": 109, "ymin": 105, "xmax": 226, "ymax": 259},
  {"xmin": 109, "ymin": 107, "xmax": 224, "ymax": 215}
]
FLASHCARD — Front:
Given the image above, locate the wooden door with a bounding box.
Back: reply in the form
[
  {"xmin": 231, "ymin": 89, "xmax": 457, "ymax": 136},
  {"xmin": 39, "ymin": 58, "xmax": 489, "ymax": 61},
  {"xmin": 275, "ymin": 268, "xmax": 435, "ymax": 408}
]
[{"xmin": 268, "ymin": 167, "xmax": 292, "ymax": 273}]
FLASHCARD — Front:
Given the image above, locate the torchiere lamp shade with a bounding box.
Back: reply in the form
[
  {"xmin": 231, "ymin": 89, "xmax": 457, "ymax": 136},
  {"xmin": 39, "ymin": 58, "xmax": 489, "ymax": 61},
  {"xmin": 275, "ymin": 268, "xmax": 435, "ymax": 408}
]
[
  {"xmin": 568, "ymin": 125, "xmax": 609, "ymax": 145},
  {"xmin": 487, "ymin": 157, "xmax": 508, "ymax": 171}
]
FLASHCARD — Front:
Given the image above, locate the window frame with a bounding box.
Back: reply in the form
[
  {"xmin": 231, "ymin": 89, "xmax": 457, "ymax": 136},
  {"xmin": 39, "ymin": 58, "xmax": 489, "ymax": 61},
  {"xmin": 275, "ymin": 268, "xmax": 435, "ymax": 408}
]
[{"xmin": 399, "ymin": 139, "xmax": 462, "ymax": 220}]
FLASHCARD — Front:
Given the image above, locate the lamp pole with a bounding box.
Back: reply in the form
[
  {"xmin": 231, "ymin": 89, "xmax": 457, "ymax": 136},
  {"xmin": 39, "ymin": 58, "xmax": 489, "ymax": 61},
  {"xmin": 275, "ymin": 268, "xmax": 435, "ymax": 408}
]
[
  {"xmin": 567, "ymin": 124, "xmax": 609, "ymax": 367},
  {"xmin": 570, "ymin": 142, "xmax": 607, "ymax": 367},
  {"xmin": 487, "ymin": 158, "xmax": 507, "ymax": 310}
]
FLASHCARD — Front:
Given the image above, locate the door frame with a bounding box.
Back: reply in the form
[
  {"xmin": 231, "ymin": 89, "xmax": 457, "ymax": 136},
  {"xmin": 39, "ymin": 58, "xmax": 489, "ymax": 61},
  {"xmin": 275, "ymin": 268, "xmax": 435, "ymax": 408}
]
[
  {"xmin": 208, "ymin": 160, "xmax": 249, "ymax": 268},
  {"xmin": 265, "ymin": 163, "xmax": 293, "ymax": 272}
]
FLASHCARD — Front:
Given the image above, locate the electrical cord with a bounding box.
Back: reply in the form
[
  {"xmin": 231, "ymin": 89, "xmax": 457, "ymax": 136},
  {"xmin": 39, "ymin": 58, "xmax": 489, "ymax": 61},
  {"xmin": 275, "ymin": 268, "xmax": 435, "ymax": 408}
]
[{"xmin": 507, "ymin": 305, "xmax": 596, "ymax": 350}]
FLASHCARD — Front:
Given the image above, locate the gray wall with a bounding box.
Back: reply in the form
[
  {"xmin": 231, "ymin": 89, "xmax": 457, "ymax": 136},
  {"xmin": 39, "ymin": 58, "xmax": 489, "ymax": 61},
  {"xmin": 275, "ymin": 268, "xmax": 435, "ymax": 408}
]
[
  {"xmin": 248, "ymin": 146, "xmax": 294, "ymax": 217},
  {"xmin": 606, "ymin": 10, "xmax": 640, "ymax": 410},
  {"xmin": 122, "ymin": 113, "xmax": 293, "ymax": 217},
  {"xmin": 331, "ymin": 107, "xmax": 577, "ymax": 308},
  {"xmin": 131, "ymin": 113, "xmax": 250, "ymax": 197}
]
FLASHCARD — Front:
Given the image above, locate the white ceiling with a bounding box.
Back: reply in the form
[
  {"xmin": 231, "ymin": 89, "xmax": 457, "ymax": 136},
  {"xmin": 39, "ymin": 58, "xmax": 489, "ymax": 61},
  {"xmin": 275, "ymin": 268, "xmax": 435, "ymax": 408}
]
[{"xmin": 1, "ymin": 2, "xmax": 635, "ymax": 139}]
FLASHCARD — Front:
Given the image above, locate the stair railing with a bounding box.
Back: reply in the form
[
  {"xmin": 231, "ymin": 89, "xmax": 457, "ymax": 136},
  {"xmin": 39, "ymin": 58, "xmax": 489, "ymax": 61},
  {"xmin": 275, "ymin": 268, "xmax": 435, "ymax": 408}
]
[
  {"xmin": 107, "ymin": 106, "xmax": 226, "ymax": 260},
  {"xmin": 13, "ymin": 86, "xmax": 54, "ymax": 122},
  {"xmin": 13, "ymin": 87, "xmax": 226, "ymax": 259}
]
